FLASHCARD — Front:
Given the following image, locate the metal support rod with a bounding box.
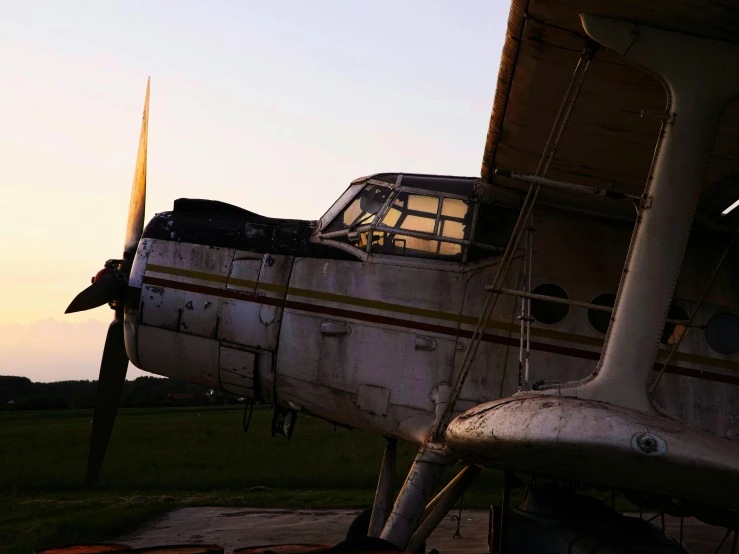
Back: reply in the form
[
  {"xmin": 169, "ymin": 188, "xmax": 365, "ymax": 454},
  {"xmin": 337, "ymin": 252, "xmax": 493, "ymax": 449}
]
[
  {"xmin": 536, "ymin": 40, "xmax": 599, "ymax": 177},
  {"xmin": 517, "ymin": 231, "xmax": 527, "ymax": 391},
  {"xmin": 406, "ymin": 466, "xmax": 481, "ymax": 554},
  {"xmin": 433, "ymin": 191, "xmax": 530, "ymax": 436},
  {"xmin": 650, "ymin": 227, "xmax": 739, "ymax": 392},
  {"xmin": 242, "ymin": 398, "xmax": 254, "ymax": 433},
  {"xmin": 495, "ymin": 168, "xmax": 644, "ymax": 204},
  {"xmin": 368, "ymin": 438, "xmax": 398, "ymax": 537},
  {"xmin": 436, "ymin": 178, "xmax": 540, "ymax": 432},
  {"xmin": 517, "ymin": 219, "xmax": 534, "ymax": 391},
  {"xmin": 488, "ymin": 287, "xmax": 695, "ymax": 327},
  {"xmin": 679, "ymin": 516, "xmax": 683, "ymax": 545},
  {"xmin": 715, "ymin": 529, "xmax": 731, "ymax": 554},
  {"xmin": 433, "ymin": 41, "xmax": 597, "ymax": 437},
  {"xmin": 524, "ymin": 219, "xmax": 533, "ymax": 386}
]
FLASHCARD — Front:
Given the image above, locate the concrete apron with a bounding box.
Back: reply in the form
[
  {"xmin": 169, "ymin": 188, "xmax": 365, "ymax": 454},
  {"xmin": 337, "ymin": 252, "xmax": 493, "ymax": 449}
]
[{"xmin": 117, "ymin": 508, "xmax": 730, "ymax": 554}]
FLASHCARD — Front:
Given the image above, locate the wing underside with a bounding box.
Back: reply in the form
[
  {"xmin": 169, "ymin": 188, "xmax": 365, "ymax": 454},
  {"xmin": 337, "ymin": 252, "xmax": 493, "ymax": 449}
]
[{"xmin": 482, "ymin": 0, "xmax": 739, "ymax": 223}]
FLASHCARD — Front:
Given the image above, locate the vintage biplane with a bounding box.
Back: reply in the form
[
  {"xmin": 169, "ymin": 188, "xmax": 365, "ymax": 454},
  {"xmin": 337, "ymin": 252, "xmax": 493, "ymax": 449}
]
[{"xmin": 67, "ymin": 1, "xmax": 739, "ymax": 552}]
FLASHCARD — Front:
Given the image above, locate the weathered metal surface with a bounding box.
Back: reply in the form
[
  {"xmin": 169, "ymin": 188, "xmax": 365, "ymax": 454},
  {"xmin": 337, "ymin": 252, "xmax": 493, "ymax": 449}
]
[
  {"xmin": 225, "ymin": 255, "xmax": 262, "ymax": 294},
  {"xmin": 219, "ymin": 252, "xmax": 293, "ymax": 352},
  {"xmin": 275, "ymin": 254, "xmax": 466, "ymax": 439},
  {"xmin": 379, "ymin": 447, "xmax": 451, "ymax": 549},
  {"xmin": 136, "ymin": 326, "xmax": 219, "ymax": 388},
  {"xmin": 356, "ymin": 385, "xmax": 390, "ymax": 417},
  {"xmin": 219, "ymin": 346, "xmax": 255, "ymax": 398},
  {"xmin": 445, "ymin": 394, "xmax": 739, "ymax": 508}
]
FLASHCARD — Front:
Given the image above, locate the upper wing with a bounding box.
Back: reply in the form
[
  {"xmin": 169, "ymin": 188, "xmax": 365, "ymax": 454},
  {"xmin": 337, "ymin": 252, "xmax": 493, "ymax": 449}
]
[{"xmin": 482, "ymin": 0, "xmax": 739, "ymax": 222}]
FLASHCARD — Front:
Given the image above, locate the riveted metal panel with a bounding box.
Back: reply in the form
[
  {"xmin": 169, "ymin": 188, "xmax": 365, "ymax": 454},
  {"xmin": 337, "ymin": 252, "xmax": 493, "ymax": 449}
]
[
  {"xmin": 137, "ymin": 325, "xmax": 219, "ymax": 388},
  {"xmin": 219, "ymin": 346, "xmax": 256, "ymax": 397},
  {"xmin": 218, "ymin": 254, "xmax": 293, "ymax": 351},
  {"xmin": 357, "ymin": 384, "xmax": 390, "ymax": 416}
]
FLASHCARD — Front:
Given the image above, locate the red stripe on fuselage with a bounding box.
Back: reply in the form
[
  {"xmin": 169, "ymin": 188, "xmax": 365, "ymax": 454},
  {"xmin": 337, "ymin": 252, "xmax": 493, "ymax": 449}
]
[{"xmin": 140, "ymin": 275, "xmax": 739, "ymax": 386}]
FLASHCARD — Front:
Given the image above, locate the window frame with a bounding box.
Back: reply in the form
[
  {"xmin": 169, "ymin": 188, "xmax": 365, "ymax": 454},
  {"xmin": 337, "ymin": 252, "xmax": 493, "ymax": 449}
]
[
  {"xmin": 370, "ymin": 187, "xmax": 475, "ymax": 262},
  {"xmin": 319, "ymin": 181, "xmax": 514, "ymax": 265},
  {"xmin": 320, "ymin": 181, "xmax": 395, "ymax": 237},
  {"xmin": 319, "ymin": 183, "xmax": 365, "ymax": 232}
]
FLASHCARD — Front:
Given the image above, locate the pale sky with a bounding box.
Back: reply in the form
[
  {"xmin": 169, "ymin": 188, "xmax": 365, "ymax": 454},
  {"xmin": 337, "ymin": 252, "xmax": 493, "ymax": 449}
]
[{"xmin": 0, "ymin": 1, "xmax": 507, "ymax": 381}]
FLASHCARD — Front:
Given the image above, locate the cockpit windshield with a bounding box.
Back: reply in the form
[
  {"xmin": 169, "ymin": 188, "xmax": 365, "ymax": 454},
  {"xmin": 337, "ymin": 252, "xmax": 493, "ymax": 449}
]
[
  {"xmin": 323, "ymin": 184, "xmax": 391, "ymax": 233},
  {"xmin": 320, "ymin": 174, "xmax": 514, "ymax": 264},
  {"xmin": 372, "ymin": 192, "xmax": 471, "ymax": 261}
]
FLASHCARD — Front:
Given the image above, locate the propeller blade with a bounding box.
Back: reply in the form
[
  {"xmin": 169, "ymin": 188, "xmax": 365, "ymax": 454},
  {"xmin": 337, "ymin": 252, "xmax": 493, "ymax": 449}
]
[
  {"xmin": 123, "ymin": 78, "xmax": 150, "ymax": 260},
  {"xmin": 86, "ymin": 316, "xmax": 129, "ymax": 486},
  {"xmin": 65, "ymin": 271, "xmax": 124, "ymax": 314}
]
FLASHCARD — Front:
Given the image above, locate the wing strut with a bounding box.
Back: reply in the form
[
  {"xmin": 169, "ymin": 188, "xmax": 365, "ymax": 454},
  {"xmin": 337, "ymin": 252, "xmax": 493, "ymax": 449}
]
[{"xmin": 557, "ymin": 16, "xmax": 739, "ymax": 411}]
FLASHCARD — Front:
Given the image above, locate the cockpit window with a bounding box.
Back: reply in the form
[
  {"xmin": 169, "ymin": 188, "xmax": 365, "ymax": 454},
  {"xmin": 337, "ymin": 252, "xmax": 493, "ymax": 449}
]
[
  {"xmin": 324, "ymin": 184, "xmax": 391, "ymax": 233},
  {"xmin": 321, "ymin": 182, "xmax": 481, "ymax": 263},
  {"xmin": 372, "ymin": 192, "xmax": 472, "ymax": 261},
  {"xmin": 381, "ymin": 193, "xmax": 439, "ymax": 233},
  {"xmin": 439, "ymin": 198, "xmax": 468, "ymax": 239}
]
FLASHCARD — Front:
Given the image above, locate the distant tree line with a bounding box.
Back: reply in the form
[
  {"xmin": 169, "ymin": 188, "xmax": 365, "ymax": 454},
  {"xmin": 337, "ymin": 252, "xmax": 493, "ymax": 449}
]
[{"xmin": 0, "ymin": 375, "xmax": 240, "ymax": 410}]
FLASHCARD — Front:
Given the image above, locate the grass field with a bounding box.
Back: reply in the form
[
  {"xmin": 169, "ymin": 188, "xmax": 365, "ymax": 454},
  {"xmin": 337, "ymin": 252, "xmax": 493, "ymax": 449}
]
[{"xmin": 1, "ymin": 406, "xmax": 512, "ymax": 554}]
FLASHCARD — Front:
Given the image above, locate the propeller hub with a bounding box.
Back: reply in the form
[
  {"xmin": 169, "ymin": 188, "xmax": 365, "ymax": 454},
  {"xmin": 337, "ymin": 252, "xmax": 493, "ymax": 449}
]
[{"xmin": 92, "ymin": 268, "xmax": 107, "ymax": 284}]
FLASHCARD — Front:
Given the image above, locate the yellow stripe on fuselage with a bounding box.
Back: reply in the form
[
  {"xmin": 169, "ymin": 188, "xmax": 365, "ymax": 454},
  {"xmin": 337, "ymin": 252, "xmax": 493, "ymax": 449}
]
[{"xmin": 143, "ymin": 262, "xmax": 739, "ymax": 372}]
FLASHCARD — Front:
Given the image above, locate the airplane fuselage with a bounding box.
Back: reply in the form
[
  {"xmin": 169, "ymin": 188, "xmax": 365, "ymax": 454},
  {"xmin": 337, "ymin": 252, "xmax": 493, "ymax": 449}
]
[{"xmin": 122, "ymin": 174, "xmax": 739, "ymax": 446}]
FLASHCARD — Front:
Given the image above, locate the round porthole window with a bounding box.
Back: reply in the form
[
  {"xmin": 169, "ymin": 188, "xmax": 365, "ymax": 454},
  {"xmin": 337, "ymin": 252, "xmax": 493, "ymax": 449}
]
[
  {"xmin": 588, "ymin": 293, "xmax": 616, "ymax": 334},
  {"xmin": 661, "ymin": 304, "xmax": 689, "ymax": 345},
  {"xmin": 705, "ymin": 312, "xmax": 739, "ymax": 355},
  {"xmin": 531, "ymin": 284, "xmax": 569, "ymax": 325}
]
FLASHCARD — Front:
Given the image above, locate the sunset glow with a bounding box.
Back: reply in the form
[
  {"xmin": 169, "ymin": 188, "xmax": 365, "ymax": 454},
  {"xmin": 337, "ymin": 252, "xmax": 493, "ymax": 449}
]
[{"xmin": 0, "ymin": 1, "xmax": 506, "ymax": 380}]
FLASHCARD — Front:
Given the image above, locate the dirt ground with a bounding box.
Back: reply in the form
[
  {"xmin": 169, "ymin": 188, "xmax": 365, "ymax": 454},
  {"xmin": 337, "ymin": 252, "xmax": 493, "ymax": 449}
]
[{"xmin": 118, "ymin": 508, "xmax": 733, "ymax": 554}]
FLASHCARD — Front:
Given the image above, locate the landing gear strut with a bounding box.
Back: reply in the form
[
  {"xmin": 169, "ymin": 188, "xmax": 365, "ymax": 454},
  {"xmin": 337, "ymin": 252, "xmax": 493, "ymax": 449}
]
[{"xmin": 365, "ymin": 441, "xmax": 479, "ymax": 553}]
